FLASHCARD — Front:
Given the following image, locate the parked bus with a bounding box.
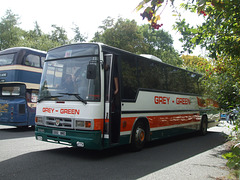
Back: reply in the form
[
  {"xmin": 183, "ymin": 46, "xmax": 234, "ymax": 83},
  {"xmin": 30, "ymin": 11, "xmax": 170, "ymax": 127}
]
[
  {"xmin": 35, "ymin": 43, "xmax": 219, "ymax": 150},
  {"xmin": 0, "ymin": 47, "xmax": 46, "ymax": 128}
]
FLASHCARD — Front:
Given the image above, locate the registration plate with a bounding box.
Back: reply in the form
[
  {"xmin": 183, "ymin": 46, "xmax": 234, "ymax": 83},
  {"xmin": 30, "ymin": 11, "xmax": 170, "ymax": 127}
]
[{"xmin": 52, "ymin": 130, "xmax": 66, "ymax": 136}]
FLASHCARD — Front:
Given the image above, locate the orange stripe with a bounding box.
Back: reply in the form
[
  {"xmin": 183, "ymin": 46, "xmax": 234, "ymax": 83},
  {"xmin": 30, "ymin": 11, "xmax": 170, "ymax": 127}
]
[
  {"xmin": 94, "ymin": 113, "xmax": 201, "ymax": 133},
  {"xmin": 120, "ymin": 114, "xmax": 200, "ymax": 132},
  {"xmin": 148, "ymin": 114, "xmax": 200, "ymax": 128},
  {"xmin": 94, "ymin": 119, "xmax": 104, "ymax": 131}
]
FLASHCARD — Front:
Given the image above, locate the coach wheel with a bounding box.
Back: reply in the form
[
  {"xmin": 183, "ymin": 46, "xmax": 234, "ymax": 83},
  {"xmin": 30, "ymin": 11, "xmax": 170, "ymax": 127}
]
[
  {"xmin": 131, "ymin": 121, "xmax": 146, "ymax": 151},
  {"xmin": 200, "ymin": 117, "xmax": 208, "ymax": 136}
]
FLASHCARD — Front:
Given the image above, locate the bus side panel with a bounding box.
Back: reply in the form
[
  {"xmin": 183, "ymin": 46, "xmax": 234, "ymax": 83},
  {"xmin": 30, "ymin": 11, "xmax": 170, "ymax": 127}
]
[
  {"xmin": 150, "ymin": 124, "xmax": 199, "ymax": 141},
  {"xmin": 0, "ymin": 65, "xmax": 42, "ymax": 84},
  {"xmin": 119, "ymin": 91, "xmax": 201, "ymax": 143},
  {"xmin": 15, "ymin": 68, "xmax": 42, "ymax": 84}
]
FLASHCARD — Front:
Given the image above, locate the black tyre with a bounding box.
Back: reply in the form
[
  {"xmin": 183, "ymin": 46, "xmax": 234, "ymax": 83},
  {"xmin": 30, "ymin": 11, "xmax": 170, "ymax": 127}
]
[
  {"xmin": 199, "ymin": 117, "xmax": 208, "ymax": 136},
  {"xmin": 130, "ymin": 121, "xmax": 146, "ymax": 151}
]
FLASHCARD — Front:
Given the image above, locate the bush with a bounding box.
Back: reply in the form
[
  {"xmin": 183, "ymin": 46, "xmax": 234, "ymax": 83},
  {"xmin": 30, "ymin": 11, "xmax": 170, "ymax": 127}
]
[{"xmin": 223, "ymin": 118, "xmax": 240, "ymax": 179}]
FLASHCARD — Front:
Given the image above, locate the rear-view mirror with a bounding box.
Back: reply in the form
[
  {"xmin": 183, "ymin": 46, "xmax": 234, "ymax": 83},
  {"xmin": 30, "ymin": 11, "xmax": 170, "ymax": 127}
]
[{"xmin": 87, "ymin": 64, "xmax": 96, "ymax": 79}]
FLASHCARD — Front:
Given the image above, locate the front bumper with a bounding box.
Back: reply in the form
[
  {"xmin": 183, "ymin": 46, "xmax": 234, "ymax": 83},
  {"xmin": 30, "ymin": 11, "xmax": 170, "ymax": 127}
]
[{"xmin": 35, "ymin": 125, "xmax": 103, "ymax": 150}]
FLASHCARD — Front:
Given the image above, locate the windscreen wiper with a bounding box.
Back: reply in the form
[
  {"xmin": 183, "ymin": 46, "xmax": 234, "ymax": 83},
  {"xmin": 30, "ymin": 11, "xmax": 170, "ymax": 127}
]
[
  {"xmin": 59, "ymin": 93, "xmax": 87, "ymax": 105},
  {"xmin": 37, "ymin": 95, "xmax": 63, "ymax": 102}
]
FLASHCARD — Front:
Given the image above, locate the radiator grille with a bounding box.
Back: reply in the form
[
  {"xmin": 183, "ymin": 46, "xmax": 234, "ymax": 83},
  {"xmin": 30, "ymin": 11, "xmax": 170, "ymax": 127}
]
[{"xmin": 45, "ymin": 117, "xmax": 73, "ymax": 129}]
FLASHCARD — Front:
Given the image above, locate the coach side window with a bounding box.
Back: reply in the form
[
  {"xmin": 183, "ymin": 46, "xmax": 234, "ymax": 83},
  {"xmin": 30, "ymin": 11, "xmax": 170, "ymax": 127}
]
[
  {"xmin": 24, "ymin": 54, "xmax": 40, "ymax": 67},
  {"xmin": 41, "ymin": 57, "xmax": 46, "ymax": 68},
  {"xmin": 185, "ymin": 72, "xmax": 201, "ymax": 94},
  {"xmin": 138, "ymin": 58, "xmax": 166, "ymax": 91},
  {"xmin": 166, "ymin": 67, "xmax": 186, "ymax": 93},
  {"xmin": 120, "ymin": 55, "xmax": 138, "ymax": 100}
]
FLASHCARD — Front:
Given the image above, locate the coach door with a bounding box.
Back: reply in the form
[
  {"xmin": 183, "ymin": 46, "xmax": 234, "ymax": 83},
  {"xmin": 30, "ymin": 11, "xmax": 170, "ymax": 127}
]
[{"xmin": 104, "ymin": 54, "xmax": 121, "ymax": 144}]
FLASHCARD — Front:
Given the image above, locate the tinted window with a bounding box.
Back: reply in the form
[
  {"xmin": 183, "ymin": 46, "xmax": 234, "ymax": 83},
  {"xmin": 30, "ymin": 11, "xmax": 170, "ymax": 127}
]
[
  {"xmin": 166, "ymin": 67, "xmax": 186, "ymax": 93},
  {"xmin": 120, "ymin": 54, "xmax": 201, "ymax": 96},
  {"xmin": 185, "ymin": 72, "xmax": 200, "ymax": 94},
  {"xmin": 138, "ymin": 58, "xmax": 166, "ymax": 90},
  {"xmin": 120, "ymin": 55, "xmax": 138, "ymax": 100}
]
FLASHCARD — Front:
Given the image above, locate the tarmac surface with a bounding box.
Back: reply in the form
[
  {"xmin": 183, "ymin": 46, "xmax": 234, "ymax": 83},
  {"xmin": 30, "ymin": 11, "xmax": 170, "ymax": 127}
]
[{"xmin": 138, "ymin": 121, "xmax": 234, "ymax": 180}]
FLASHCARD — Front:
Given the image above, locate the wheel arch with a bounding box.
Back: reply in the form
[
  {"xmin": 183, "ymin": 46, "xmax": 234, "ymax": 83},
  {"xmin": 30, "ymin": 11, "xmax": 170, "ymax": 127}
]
[{"xmin": 129, "ymin": 116, "xmax": 150, "ymax": 144}]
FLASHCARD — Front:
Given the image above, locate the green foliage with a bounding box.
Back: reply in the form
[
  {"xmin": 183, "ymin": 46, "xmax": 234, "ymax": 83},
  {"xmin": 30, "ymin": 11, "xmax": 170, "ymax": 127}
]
[
  {"xmin": 72, "ymin": 24, "xmax": 87, "ymax": 43},
  {"xmin": 15, "ymin": 22, "xmax": 61, "ymax": 51},
  {"xmin": 0, "ymin": 10, "xmax": 23, "ymax": 50},
  {"xmin": 181, "ymin": 55, "xmax": 210, "ymax": 73},
  {"xmin": 92, "ymin": 17, "xmax": 147, "ymax": 54},
  {"xmin": 180, "ymin": 54, "xmax": 239, "ymax": 109},
  {"xmin": 92, "ymin": 17, "xmax": 181, "ymax": 66},
  {"xmin": 200, "ymin": 56, "xmax": 240, "ymax": 110},
  {"xmin": 223, "ymin": 121, "xmax": 240, "ymax": 179},
  {"xmin": 0, "ymin": 10, "xmax": 86, "ymax": 51},
  {"xmin": 223, "ymin": 145, "xmax": 240, "ymax": 168},
  {"xmin": 174, "ymin": 1, "xmax": 240, "ymax": 60},
  {"xmin": 140, "ymin": 24, "xmax": 182, "ymax": 66},
  {"xmin": 50, "ymin": 25, "xmax": 69, "ymax": 45}
]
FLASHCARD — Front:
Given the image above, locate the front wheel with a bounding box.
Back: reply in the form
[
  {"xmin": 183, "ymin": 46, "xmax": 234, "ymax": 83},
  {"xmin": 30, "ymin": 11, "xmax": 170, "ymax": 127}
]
[{"xmin": 130, "ymin": 121, "xmax": 146, "ymax": 151}]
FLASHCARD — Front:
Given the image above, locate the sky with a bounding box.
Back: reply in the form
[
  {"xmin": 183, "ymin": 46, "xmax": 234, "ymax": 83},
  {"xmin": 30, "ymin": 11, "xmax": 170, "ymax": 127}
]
[{"xmin": 0, "ymin": 0, "xmax": 205, "ymax": 55}]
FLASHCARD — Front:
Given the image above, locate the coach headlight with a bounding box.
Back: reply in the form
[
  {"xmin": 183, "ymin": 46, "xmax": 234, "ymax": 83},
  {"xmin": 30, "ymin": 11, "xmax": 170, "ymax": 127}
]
[
  {"xmin": 75, "ymin": 119, "xmax": 93, "ymax": 130},
  {"xmin": 35, "ymin": 116, "xmax": 44, "ymax": 125}
]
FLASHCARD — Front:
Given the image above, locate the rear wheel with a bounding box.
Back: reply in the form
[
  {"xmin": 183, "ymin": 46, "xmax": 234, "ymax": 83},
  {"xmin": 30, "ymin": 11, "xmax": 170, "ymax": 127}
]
[
  {"xmin": 131, "ymin": 121, "xmax": 146, "ymax": 151},
  {"xmin": 200, "ymin": 117, "xmax": 208, "ymax": 135}
]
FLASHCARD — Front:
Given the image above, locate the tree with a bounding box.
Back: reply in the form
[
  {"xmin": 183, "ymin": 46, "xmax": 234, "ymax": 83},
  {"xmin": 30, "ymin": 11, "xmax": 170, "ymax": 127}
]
[
  {"xmin": 174, "ymin": 1, "xmax": 240, "ymax": 59},
  {"xmin": 139, "ymin": 24, "xmax": 182, "ymax": 66},
  {"xmin": 0, "ymin": 10, "xmax": 72, "ymax": 51},
  {"xmin": 92, "ymin": 17, "xmax": 147, "ymax": 54},
  {"xmin": 181, "ymin": 55, "xmax": 210, "ymax": 73},
  {"xmin": 72, "ymin": 24, "xmax": 87, "ymax": 43},
  {"xmin": 16, "ymin": 22, "xmax": 63, "ymax": 51},
  {"xmin": 50, "ymin": 25, "xmax": 69, "ymax": 45},
  {"xmin": 0, "ymin": 10, "xmax": 91, "ymax": 51},
  {"xmin": 0, "ymin": 9, "xmax": 23, "ymax": 50},
  {"xmin": 92, "ymin": 17, "xmax": 181, "ymax": 66},
  {"xmin": 136, "ymin": 0, "xmax": 240, "ymax": 58}
]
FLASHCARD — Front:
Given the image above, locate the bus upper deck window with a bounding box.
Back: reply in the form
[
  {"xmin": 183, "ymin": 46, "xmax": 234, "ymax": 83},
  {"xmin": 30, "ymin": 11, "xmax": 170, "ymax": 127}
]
[{"xmin": 24, "ymin": 54, "xmax": 40, "ymax": 67}]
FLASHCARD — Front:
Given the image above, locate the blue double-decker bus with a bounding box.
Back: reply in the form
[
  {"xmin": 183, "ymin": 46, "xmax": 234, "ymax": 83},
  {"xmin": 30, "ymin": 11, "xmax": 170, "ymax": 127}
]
[{"xmin": 0, "ymin": 47, "xmax": 46, "ymax": 128}]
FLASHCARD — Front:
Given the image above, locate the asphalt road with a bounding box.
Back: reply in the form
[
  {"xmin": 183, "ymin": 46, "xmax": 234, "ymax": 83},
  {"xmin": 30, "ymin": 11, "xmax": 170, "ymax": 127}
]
[{"xmin": 0, "ymin": 122, "xmax": 231, "ymax": 180}]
